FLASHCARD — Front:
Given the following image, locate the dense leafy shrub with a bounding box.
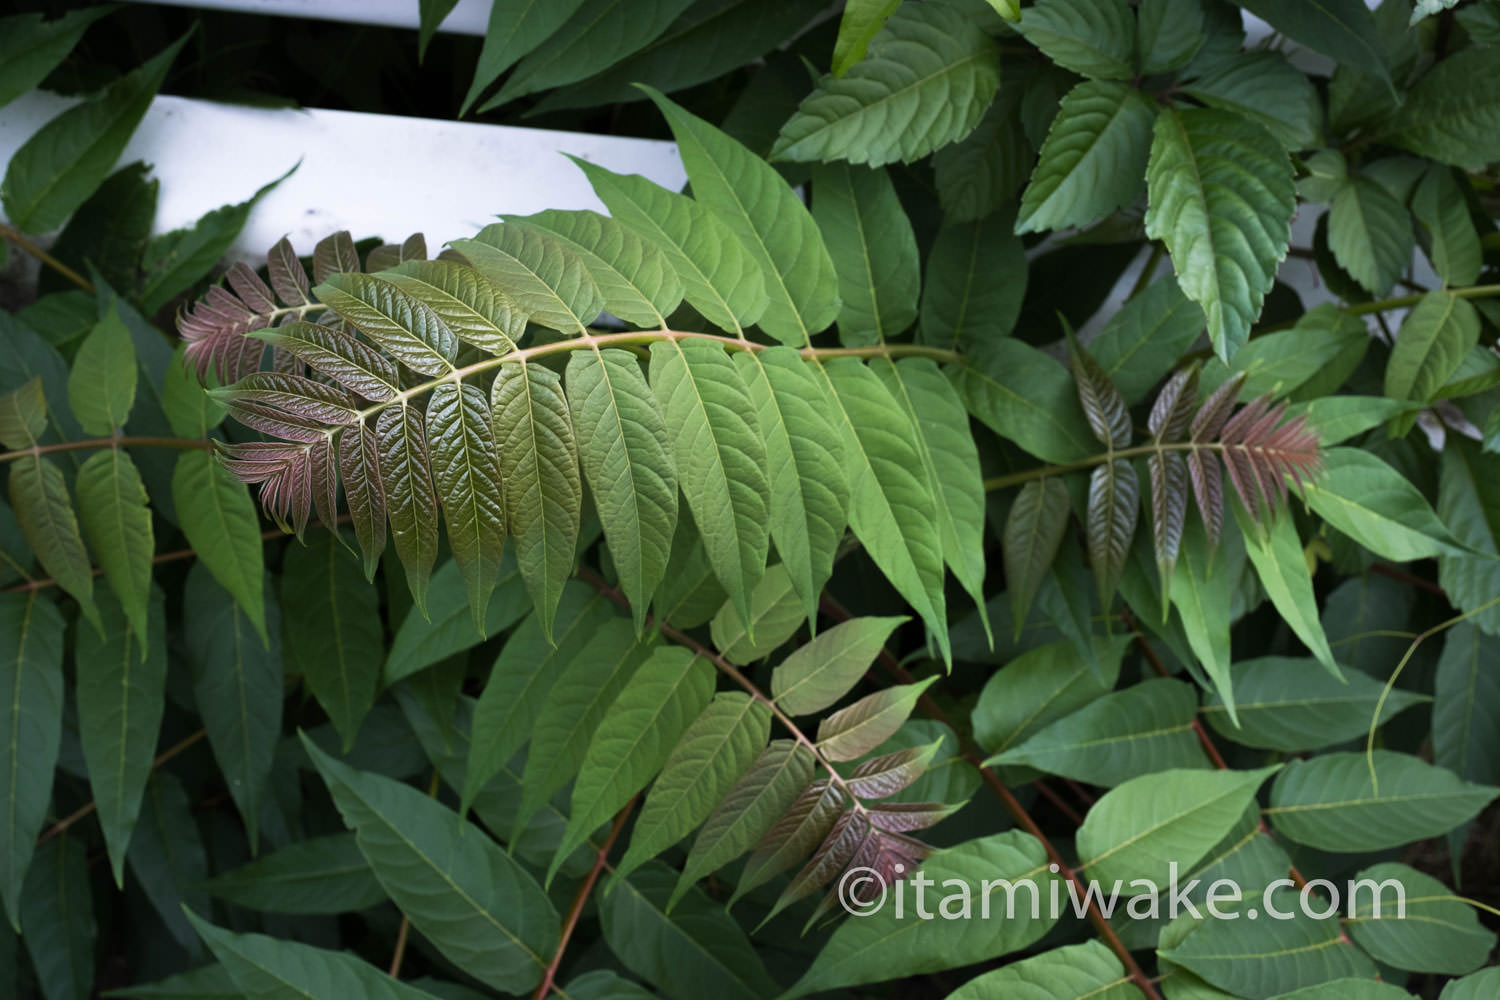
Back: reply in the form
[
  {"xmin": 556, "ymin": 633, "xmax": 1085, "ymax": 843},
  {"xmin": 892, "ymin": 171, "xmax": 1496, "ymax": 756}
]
[{"xmin": 2, "ymin": 1, "xmax": 1499, "ymax": 999}]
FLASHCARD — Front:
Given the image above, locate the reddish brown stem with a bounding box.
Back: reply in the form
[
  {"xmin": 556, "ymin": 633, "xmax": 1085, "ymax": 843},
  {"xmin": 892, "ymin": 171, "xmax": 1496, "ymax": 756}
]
[
  {"xmin": 1368, "ymin": 562, "xmax": 1446, "ymax": 596},
  {"xmin": 37, "ymin": 729, "xmax": 207, "ymax": 846},
  {"xmin": 531, "ymin": 797, "xmax": 637, "ymax": 1000},
  {"xmin": 0, "ymin": 436, "xmax": 213, "ymax": 465}
]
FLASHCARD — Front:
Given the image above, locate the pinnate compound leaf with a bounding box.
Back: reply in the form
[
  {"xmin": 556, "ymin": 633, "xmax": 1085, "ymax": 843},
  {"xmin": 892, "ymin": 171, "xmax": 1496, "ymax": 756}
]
[
  {"xmin": 385, "ymin": 260, "xmax": 524, "ymax": 356},
  {"xmin": 184, "ymin": 562, "xmax": 281, "ymax": 853},
  {"xmin": 816, "ymin": 678, "xmax": 935, "ymax": 762},
  {"xmin": 492, "ymin": 361, "xmax": 581, "ymax": 639},
  {"xmin": 555, "ymin": 648, "xmax": 715, "ymax": 879},
  {"xmin": 649, "ymin": 339, "xmax": 769, "ymax": 625},
  {"xmin": 303, "ymin": 737, "xmax": 559, "ymax": 993},
  {"xmin": 1145, "ymin": 108, "xmax": 1295, "ymax": 362},
  {"xmin": 201, "ymin": 833, "xmax": 385, "ymax": 915},
  {"xmin": 615, "ymin": 693, "xmax": 772, "ymax": 882},
  {"xmin": 1266, "ymin": 751, "xmax": 1499, "ymax": 852},
  {"xmin": 283, "ymin": 530, "xmax": 383, "ymax": 751},
  {"xmin": 1076, "ymin": 766, "xmax": 1280, "ymax": 890},
  {"xmin": 0, "ymin": 592, "xmax": 65, "ymax": 931},
  {"xmin": 9, "ymin": 455, "xmax": 97, "ymax": 625},
  {"xmin": 1003, "ymin": 479, "xmax": 1072, "ymax": 635},
  {"xmin": 1017, "ymin": 80, "xmax": 1156, "ymax": 234},
  {"xmin": 75, "ymin": 587, "xmax": 166, "ymax": 886},
  {"xmin": 772, "ymin": 4, "xmax": 1001, "ymax": 167},
  {"xmin": 426, "ymin": 382, "xmax": 507, "ymax": 631},
  {"xmin": 566, "ymin": 348, "xmax": 678, "ymax": 629},
  {"xmin": 734, "ymin": 349, "xmax": 849, "ymax": 623},
  {"xmin": 782, "ymin": 831, "xmax": 1060, "ymax": 998},
  {"xmin": 68, "ymin": 303, "xmax": 137, "ymax": 435},
  {"xmin": 453, "ymin": 223, "xmax": 604, "ymax": 335},
  {"xmin": 772, "ymin": 615, "xmax": 906, "ymax": 716},
  {"xmin": 643, "ymin": 87, "xmax": 839, "ymax": 345},
  {"xmin": 317, "ymin": 273, "xmax": 457, "ymax": 376},
  {"xmin": 376, "ymin": 405, "xmax": 441, "ymax": 616},
  {"xmin": 173, "ymin": 450, "xmax": 265, "ymax": 639},
  {"xmin": 948, "ymin": 940, "xmax": 1144, "ymax": 999},
  {"xmin": 672, "ymin": 740, "xmax": 817, "ymax": 909},
  {"xmin": 186, "ymin": 911, "xmax": 445, "ymax": 1000},
  {"xmin": 812, "ymin": 163, "xmax": 919, "ymax": 346},
  {"xmin": 1016, "ymin": 0, "xmax": 1135, "ymax": 80},
  {"xmin": 1202, "ymin": 657, "xmax": 1426, "ymax": 753},
  {"xmin": 820, "ymin": 358, "xmax": 949, "ymax": 660},
  {"xmin": 1345, "ymin": 862, "xmax": 1494, "ymax": 975},
  {"xmin": 75, "ymin": 448, "xmax": 153, "ymax": 643},
  {"xmin": 571, "ymin": 158, "xmax": 768, "ymax": 335}
]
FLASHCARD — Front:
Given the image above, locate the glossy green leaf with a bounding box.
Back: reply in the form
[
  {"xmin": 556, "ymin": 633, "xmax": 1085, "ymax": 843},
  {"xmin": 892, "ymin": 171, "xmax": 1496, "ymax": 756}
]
[
  {"xmin": 0, "ymin": 378, "xmax": 46, "ymax": 450},
  {"xmin": 644, "ymin": 87, "xmax": 839, "ymax": 345},
  {"xmin": 1266, "ymin": 751, "xmax": 1499, "ymax": 852},
  {"xmin": 382, "ymin": 554, "xmax": 528, "ymax": 686},
  {"xmin": 1437, "ymin": 439, "xmax": 1500, "ymax": 636},
  {"xmin": 172, "ymin": 449, "xmax": 265, "ymax": 640},
  {"xmin": 1136, "ymin": 0, "xmax": 1204, "ymax": 75},
  {"xmin": 1434, "ymin": 624, "xmax": 1500, "ymax": 806},
  {"xmin": 772, "ymin": 615, "xmax": 906, "ymax": 716},
  {"xmin": 376, "ymin": 404, "xmax": 441, "ymax": 615},
  {"xmin": 566, "ymin": 348, "xmax": 678, "ymax": 628},
  {"xmin": 1170, "ymin": 518, "xmax": 1240, "ymax": 718},
  {"xmin": 385, "ymin": 260, "xmax": 524, "ymax": 356},
  {"xmin": 1442, "ymin": 968, "xmax": 1500, "ymax": 1000},
  {"xmin": 831, "ymin": 0, "xmax": 900, "ymax": 75},
  {"xmin": 1145, "ymin": 108, "xmax": 1295, "ymax": 362},
  {"xmin": 74, "ymin": 448, "xmax": 152, "ymax": 643},
  {"xmin": 1411, "ymin": 165, "xmax": 1483, "ymax": 286},
  {"xmin": 773, "ymin": 4, "xmax": 1001, "ymax": 166},
  {"xmin": 1016, "ymin": 0, "xmax": 1134, "ymax": 79},
  {"xmin": 203, "ymin": 834, "xmax": 385, "ymax": 914},
  {"xmin": 1017, "ymin": 80, "xmax": 1156, "ymax": 234},
  {"xmin": 0, "ymin": 592, "xmax": 65, "ymax": 931},
  {"xmin": 615, "ymin": 692, "xmax": 772, "ymax": 881},
  {"xmin": 426, "ymin": 381, "xmax": 507, "ymax": 631},
  {"xmin": 1088, "ymin": 278, "xmax": 1205, "ymax": 406},
  {"xmin": 707, "ymin": 562, "xmax": 806, "ymax": 665},
  {"xmin": 303, "ymin": 737, "xmax": 559, "ymax": 993},
  {"xmin": 932, "ymin": 93, "xmax": 1032, "ymax": 224},
  {"xmin": 10, "ymin": 454, "xmax": 97, "ymax": 625}
]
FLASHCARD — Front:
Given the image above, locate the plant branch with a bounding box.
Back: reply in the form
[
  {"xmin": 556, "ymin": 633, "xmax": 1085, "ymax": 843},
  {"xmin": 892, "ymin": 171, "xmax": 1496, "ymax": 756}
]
[
  {"xmin": 531, "ymin": 796, "xmax": 638, "ymax": 1000},
  {"xmin": 982, "ymin": 438, "xmax": 1308, "ymax": 492},
  {"xmin": 0, "ymin": 436, "xmax": 214, "ymax": 465},
  {"xmin": 36, "ymin": 729, "xmax": 208, "ymax": 846},
  {"xmin": 0, "ymin": 222, "xmax": 94, "ymax": 293}
]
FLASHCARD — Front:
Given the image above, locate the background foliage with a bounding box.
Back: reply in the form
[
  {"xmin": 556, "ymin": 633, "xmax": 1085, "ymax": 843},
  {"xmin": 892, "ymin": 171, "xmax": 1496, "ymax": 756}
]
[{"xmin": 2, "ymin": 1, "xmax": 1500, "ymax": 999}]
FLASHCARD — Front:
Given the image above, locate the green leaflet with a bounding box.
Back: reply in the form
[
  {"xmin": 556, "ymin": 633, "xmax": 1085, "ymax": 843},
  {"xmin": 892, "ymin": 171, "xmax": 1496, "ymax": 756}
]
[
  {"xmin": 376, "ymin": 404, "xmax": 441, "ymax": 616},
  {"xmin": 566, "ymin": 348, "xmax": 678, "ymax": 628},
  {"xmin": 1136, "ymin": 0, "xmax": 1205, "ymax": 75},
  {"xmin": 106, "ymin": 963, "xmax": 239, "ymax": 999},
  {"xmin": 1304, "ymin": 447, "xmax": 1467, "ymax": 562},
  {"xmin": 9, "ymin": 454, "xmax": 97, "ymax": 625},
  {"xmin": 671, "ymin": 740, "xmax": 817, "ymax": 910},
  {"xmin": 1236, "ymin": 0, "xmax": 1391, "ymax": 91},
  {"xmin": 553, "ymin": 647, "xmax": 715, "ymax": 878},
  {"xmin": 932, "ymin": 92, "xmax": 1033, "ymax": 224},
  {"xmin": 1442, "ymin": 968, "xmax": 1500, "ymax": 1000},
  {"xmin": 515, "ymin": 620, "xmax": 655, "ymax": 836},
  {"xmin": 381, "ymin": 554, "xmax": 529, "ymax": 686},
  {"xmin": 648, "ymin": 339, "xmax": 769, "ymax": 625},
  {"xmin": 1437, "ymin": 440, "xmax": 1500, "ymax": 636},
  {"xmin": 948, "ymin": 941, "xmax": 1142, "ymax": 999},
  {"xmin": 20, "ymin": 833, "xmax": 95, "ymax": 1000},
  {"xmin": 1, "ymin": 32, "xmax": 186, "ymax": 233},
  {"xmin": 75, "ymin": 587, "xmax": 166, "ymax": 887},
  {"xmin": 1170, "ymin": 518, "xmax": 1242, "ymax": 719},
  {"xmin": 491, "ymin": 361, "xmax": 581, "ymax": 638},
  {"xmin": 1088, "ymin": 278, "xmax": 1205, "ymax": 406},
  {"xmin": 561, "ymin": 970, "xmax": 658, "ymax": 1000},
  {"xmin": 811, "ymin": 162, "xmax": 919, "ymax": 346},
  {"xmin": 733, "ymin": 348, "xmax": 849, "ymax": 624},
  {"xmin": 1385, "ymin": 47, "xmax": 1500, "ymax": 170},
  {"xmin": 782, "ymin": 831, "xmax": 1060, "ymax": 998},
  {"xmin": 1412, "ymin": 167, "xmax": 1483, "ymax": 287},
  {"xmin": 919, "ymin": 214, "xmax": 1027, "ymax": 351},
  {"xmin": 0, "ymin": 7, "xmax": 114, "ymax": 109},
  {"xmin": 187, "ymin": 912, "xmax": 445, "ymax": 1000},
  {"xmin": 172, "ymin": 449, "xmax": 265, "ymax": 640},
  {"xmin": 644, "ymin": 87, "xmax": 840, "ymax": 346},
  {"xmin": 708, "ymin": 562, "xmax": 807, "ymax": 665},
  {"xmin": 318, "ymin": 272, "xmax": 457, "ymax": 376},
  {"xmin": 831, "ymin": 0, "xmax": 900, "ymax": 76},
  {"xmin": 1181, "ymin": 51, "xmax": 1322, "ymax": 151},
  {"xmin": 0, "ymin": 592, "xmax": 65, "ymax": 931},
  {"xmin": 462, "ymin": 585, "xmax": 612, "ymax": 816},
  {"xmin": 950, "ymin": 341, "xmax": 1095, "ymax": 463},
  {"xmin": 818, "ymin": 358, "xmax": 949, "ymax": 661},
  {"xmin": 504, "ymin": 210, "xmax": 683, "ymax": 328},
  {"xmin": 1145, "ymin": 108, "xmax": 1295, "ymax": 363},
  {"xmin": 202, "ymin": 833, "xmax": 385, "ymax": 915},
  {"xmin": 453, "ymin": 222, "xmax": 605, "ymax": 335},
  {"xmin": 1160, "ymin": 888, "xmax": 1377, "ymax": 997},
  {"xmin": 1087, "ymin": 458, "xmax": 1138, "ymax": 613},
  {"xmin": 303, "ymin": 737, "xmax": 559, "ymax": 993},
  {"xmin": 772, "ymin": 615, "xmax": 907, "ymax": 716},
  {"xmin": 1265, "ymin": 751, "xmax": 1499, "ymax": 852},
  {"xmin": 1016, "ymin": 0, "xmax": 1135, "ymax": 79},
  {"xmin": 1234, "ymin": 508, "xmax": 1339, "ymax": 680},
  {"xmin": 614, "ymin": 692, "xmax": 772, "ymax": 882},
  {"xmin": 458, "ymin": 0, "xmax": 589, "ymax": 115},
  {"xmin": 1003, "ymin": 479, "xmax": 1071, "ymax": 635},
  {"xmin": 1212, "ymin": 304, "xmax": 1368, "ymax": 401},
  {"xmin": 571, "ymin": 158, "xmax": 768, "ymax": 334},
  {"xmin": 282, "ymin": 530, "xmax": 383, "ymax": 750},
  {"xmin": 773, "ymin": 4, "xmax": 1001, "ymax": 167},
  {"xmin": 1202, "ymin": 656, "xmax": 1427, "ymax": 753},
  {"xmin": 255, "ymin": 322, "xmax": 401, "ymax": 403},
  {"xmin": 0, "ymin": 378, "xmax": 46, "ymax": 449},
  {"xmin": 972, "ymin": 636, "xmax": 1128, "ymax": 761},
  {"xmin": 1287, "ymin": 395, "xmax": 1419, "ymax": 445},
  {"xmin": 183, "ymin": 562, "xmax": 281, "ymax": 854},
  {"xmin": 426, "ymin": 381, "xmax": 507, "ymax": 631},
  {"xmin": 989, "ymin": 678, "xmax": 1210, "ymax": 787},
  {"xmin": 1327, "ymin": 176, "xmax": 1413, "ymax": 297},
  {"xmin": 1434, "ymin": 624, "xmax": 1500, "ymax": 799},
  {"xmin": 1385, "ymin": 290, "xmax": 1481, "ymax": 407},
  {"xmin": 1076, "ymin": 766, "xmax": 1280, "ymax": 890},
  {"xmin": 74, "ymin": 448, "xmax": 152, "ymax": 644},
  {"xmin": 67, "ymin": 303, "xmax": 136, "ymax": 435},
  {"xmin": 653, "ymin": 514, "xmax": 727, "ymax": 628},
  {"xmin": 1017, "ymin": 80, "xmax": 1156, "ymax": 234},
  {"xmin": 874, "ymin": 358, "xmax": 989, "ymax": 635},
  {"xmin": 816, "ymin": 678, "xmax": 935, "ymax": 762},
  {"xmin": 126, "ymin": 773, "xmax": 210, "ymax": 957},
  {"xmin": 1345, "ymin": 862, "xmax": 1494, "ymax": 975},
  {"xmin": 601, "ymin": 863, "xmax": 780, "ymax": 1000},
  {"xmin": 385, "ymin": 260, "xmax": 524, "ymax": 356},
  {"xmin": 339, "ymin": 423, "xmax": 385, "ymax": 579}
]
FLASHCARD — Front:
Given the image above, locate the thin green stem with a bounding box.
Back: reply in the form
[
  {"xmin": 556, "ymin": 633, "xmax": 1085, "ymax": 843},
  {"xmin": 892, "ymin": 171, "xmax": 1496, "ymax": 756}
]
[
  {"xmin": 982, "ymin": 439, "xmax": 1284, "ymax": 492},
  {"xmin": 0, "ymin": 436, "xmax": 214, "ymax": 465},
  {"xmin": 0, "ymin": 222, "xmax": 94, "ymax": 293}
]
